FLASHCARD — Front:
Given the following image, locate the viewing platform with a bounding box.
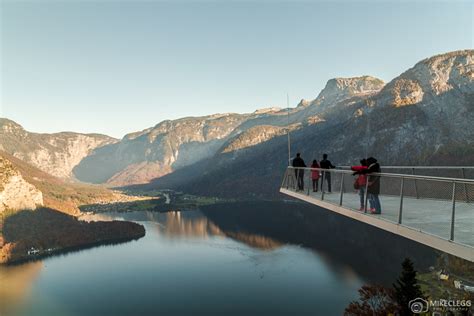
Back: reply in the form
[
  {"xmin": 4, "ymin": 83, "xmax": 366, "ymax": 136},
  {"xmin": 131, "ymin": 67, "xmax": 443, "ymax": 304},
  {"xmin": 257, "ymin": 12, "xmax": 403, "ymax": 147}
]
[{"xmin": 280, "ymin": 166, "xmax": 474, "ymax": 262}]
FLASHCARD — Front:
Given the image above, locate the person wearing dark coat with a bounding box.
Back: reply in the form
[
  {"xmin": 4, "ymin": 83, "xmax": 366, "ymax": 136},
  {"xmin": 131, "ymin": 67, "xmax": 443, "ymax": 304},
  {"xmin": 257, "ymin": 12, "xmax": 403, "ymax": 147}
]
[
  {"xmin": 292, "ymin": 153, "xmax": 306, "ymax": 191},
  {"xmin": 359, "ymin": 157, "xmax": 382, "ymax": 214},
  {"xmin": 320, "ymin": 153, "xmax": 335, "ymax": 192}
]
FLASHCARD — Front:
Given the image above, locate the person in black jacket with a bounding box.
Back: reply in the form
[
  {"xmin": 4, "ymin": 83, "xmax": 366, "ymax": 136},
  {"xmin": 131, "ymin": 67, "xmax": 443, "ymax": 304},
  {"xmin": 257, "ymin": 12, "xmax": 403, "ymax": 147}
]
[
  {"xmin": 359, "ymin": 157, "xmax": 382, "ymax": 214},
  {"xmin": 292, "ymin": 153, "xmax": 306, "ymax": 191},
  {"xmin": 320, "ymin": 153, "xmax": 335, "ymax": 192}
]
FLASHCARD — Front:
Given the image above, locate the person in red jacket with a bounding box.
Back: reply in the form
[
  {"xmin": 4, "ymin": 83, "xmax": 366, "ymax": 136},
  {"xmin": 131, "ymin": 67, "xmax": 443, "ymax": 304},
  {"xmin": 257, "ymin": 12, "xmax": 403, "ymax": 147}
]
[
  {"xmin": 310, "ymin": 160, "xmax": 321, "ymax": 192},
  {"xmin": 351, "ymin": 159, "xmax": 368, "ymax": 211}
]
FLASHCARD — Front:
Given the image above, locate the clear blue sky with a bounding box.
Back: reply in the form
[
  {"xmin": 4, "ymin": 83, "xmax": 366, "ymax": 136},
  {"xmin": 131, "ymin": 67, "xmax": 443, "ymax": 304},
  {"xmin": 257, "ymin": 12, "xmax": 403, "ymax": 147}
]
[{"xmin": 1, "ymin": 0, "xmax": 472, "ymax": 138}]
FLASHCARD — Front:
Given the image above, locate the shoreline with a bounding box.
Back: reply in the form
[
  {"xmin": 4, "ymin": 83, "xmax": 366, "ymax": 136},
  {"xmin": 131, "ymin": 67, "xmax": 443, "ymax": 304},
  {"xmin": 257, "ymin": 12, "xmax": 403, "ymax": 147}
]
[
  {"xmin": 3, "ymin": 231, "xmax": 145, "ymax": 266},
  {"xmin": 0, "ymin": 208, "xmax": 146, "ymax": 265}
]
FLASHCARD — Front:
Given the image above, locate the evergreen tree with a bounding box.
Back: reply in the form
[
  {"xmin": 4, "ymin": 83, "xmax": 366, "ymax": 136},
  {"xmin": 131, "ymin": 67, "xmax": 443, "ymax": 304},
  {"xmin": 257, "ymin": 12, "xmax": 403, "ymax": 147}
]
[
  {"xmin": 344, "ymin": 284, "xmax": 397, "ymax": 316},
  {"xmin": 393, "ymin": 258, "xmax": 425, "ymax": 315}
]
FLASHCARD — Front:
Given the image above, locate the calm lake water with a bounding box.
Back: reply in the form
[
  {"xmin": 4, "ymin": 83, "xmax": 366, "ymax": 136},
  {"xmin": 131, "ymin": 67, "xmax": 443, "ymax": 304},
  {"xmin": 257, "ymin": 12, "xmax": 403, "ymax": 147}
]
[{"xmin": 1, "ymin": 208, "xmax": 365, "ymax": 316}]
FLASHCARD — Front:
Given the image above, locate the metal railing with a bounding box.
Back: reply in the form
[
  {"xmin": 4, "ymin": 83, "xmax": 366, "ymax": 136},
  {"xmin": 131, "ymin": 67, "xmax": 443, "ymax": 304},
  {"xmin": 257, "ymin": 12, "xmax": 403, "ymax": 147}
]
[
  {"xmin": 338, "ymin": 166, "xmax": 474, "ymax": 181},
  {"xmin": 281, "ymin": 167, "xmax": 474, "ymax": 248}
]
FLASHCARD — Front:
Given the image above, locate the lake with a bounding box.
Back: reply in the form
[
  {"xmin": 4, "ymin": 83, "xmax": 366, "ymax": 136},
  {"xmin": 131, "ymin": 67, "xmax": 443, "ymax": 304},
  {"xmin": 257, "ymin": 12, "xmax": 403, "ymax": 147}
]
[{"xmin": 1, "ymin": 206, "xmax": 366, "ymax": 316}]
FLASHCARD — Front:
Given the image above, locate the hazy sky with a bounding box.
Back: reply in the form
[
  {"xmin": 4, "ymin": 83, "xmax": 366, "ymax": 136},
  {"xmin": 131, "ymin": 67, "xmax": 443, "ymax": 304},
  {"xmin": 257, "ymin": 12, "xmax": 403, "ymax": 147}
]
[{"xmin": 1, "ymin": 0, "xmax": 472, "ymax": 138}]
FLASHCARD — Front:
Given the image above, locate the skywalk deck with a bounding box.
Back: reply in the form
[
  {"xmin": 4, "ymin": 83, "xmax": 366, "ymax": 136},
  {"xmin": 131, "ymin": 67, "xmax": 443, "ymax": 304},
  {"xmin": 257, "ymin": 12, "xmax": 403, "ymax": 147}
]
[{"xmin": 280, "ymin": 167, "xmax": 474, "ymax": 262}]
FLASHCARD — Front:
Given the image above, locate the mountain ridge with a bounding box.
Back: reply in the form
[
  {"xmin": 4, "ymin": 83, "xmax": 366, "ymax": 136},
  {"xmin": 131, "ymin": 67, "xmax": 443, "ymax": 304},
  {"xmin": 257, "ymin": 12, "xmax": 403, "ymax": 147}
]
[
  {"xmin": 126, "ymin": 49, "xmax": 474, "ymax": 198},
  {"xmin": 0, "ymin": 118, "xmax": 117, "ymax": 179},
  {"xmin": 71, "ymin": 74, "xmax": 389, "ymax": 185},
  {"xmin": 1, "ymin": 49, "xmax": 472, "ymax": 191}
]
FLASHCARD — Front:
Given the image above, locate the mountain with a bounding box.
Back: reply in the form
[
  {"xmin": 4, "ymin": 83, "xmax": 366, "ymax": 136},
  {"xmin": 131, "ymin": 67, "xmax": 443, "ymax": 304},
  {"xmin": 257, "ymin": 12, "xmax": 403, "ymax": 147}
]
[
  {"xmin": 2, "ymin": 50, "xmax": 471, "ymax": 195},
  {"xmin": 0, "ymin": 155, "xmax": 43, "ymax": 212},
  {"xmin": 72, "ymin": 75, "xmax": 385, "ymax": 186},
  {"xmin": 131, "ymin": 49, "xmax": 474, "ymax": 198},
  {"xmin": 306, "ymin": 75, "xmax": 385, "ymax": 111},
  {"xmin": 0, "ymin": 118, "xmax": 117, "ymax": 179},
  {"xmin": 73, "ymin": 113, "xmax": 252, "ymax": 185}
]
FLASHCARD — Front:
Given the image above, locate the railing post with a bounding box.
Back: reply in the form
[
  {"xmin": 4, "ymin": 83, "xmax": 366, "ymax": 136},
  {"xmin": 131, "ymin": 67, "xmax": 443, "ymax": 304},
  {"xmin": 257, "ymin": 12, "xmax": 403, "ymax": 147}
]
[
  {"xmin": 286, "ymin": 169, "xmax": 290, "ymax": 189},
  {"xmin": 321, "ymin": 171, "xmax": 325, "ymax": 201},
  {"xmin": 288, "ymin": 168, "xmax": 295, "ymax": 189},
  {"xmin": 461, "ymin": 168, "xmax": 469, "ymax": 203},
  {"xmin": 398, "ymin": 177, "xmax": 405, "ymax": 224},
  {"xmin": 295, "ymin": 168, "xmax": 300, "ymax": 191},
  {"xmin": 307, "ymin": 168, "xmax": 311, "ymax": 195},
  {"xmin": 281, "ymin": 168, "xmax": 288, "ymax": 189},
  {"xmin": 450, "ymin": 182, "xmax": 456, "ymax": 241},
  {"xmin": 412, "ymin": 168, "xmax": 419, "ymax": 199},
  {"xmin": 364, "ymin": 176, "xmax": 369, "ymax": 213},
  {"xmin": 339, "ymin": 173, "xmax": 344, "ymax": 206}
]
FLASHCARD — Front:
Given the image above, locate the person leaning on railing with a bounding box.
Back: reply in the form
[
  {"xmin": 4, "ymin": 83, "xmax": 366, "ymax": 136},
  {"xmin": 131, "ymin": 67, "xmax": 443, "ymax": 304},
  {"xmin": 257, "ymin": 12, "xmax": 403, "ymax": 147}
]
[
  {"xmin": 351, "ymin": 159, "xmax": 368, "ymax": 211},
  {"xmin": 356, "ymin": 157, "xmax": 382, "ymax": 214}
]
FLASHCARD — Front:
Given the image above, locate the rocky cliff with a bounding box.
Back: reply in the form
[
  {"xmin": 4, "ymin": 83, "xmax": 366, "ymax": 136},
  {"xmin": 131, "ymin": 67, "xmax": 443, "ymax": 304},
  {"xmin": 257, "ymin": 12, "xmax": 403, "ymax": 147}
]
[
  {"xmin": 309, "ymin": 76, "xmax": 385, "ymax": 111},
  {"xmin": 376, "ymin": 49, "xmax": 473, "ymax": 107},
  {"xmin": 0, "ymin": 156, "xmax": 43, "ymax": 212},
  {"xmin": 73, "ymin": 113, "xmax": 252, "ymax": 185},
  {"xmin": 0, "ymin": 119, "xmax": 117, "ymax": 179}
]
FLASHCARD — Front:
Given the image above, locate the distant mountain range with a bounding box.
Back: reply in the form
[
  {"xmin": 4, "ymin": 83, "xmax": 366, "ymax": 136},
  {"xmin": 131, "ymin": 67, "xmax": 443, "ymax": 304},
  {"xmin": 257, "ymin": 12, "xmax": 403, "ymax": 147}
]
[
  {"xmin": 0, "ymin": 119, "xmax": 116, "ymax": 179},
  {"xmin": 1, "ymin": 49, "xmax": 473, "ymax": 199}
]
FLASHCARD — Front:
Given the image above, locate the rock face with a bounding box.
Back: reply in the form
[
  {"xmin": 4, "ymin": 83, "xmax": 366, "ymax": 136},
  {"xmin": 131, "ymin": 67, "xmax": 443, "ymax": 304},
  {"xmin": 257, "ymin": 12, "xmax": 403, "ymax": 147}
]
[
  {"xmin": 309, "ymin": 76, "xmax": 385, "ymax": 111},
  {"xmin": 0, "ymin": 156, "xmax": 43, "ymax": 212},
  {"xmin": 390, "ymin": 79, "xmax": 424, "ymax": 107},
  {"xmin": 0, "ymin": 119, "xmax": 117, "ymax": 179},
  {"xmin": 73, "ymin": 113, "xmax": 252, "ymax": 185},
  {"xmin": 376, "ymin": 50, "xmax": 474, "ymax": 108}
]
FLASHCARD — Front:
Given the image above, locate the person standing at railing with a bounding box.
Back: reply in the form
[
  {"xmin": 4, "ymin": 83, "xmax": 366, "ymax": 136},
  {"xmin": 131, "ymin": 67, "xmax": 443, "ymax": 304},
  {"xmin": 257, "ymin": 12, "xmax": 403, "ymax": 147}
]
[
  {"xmin": 320, "ymin": 153, "xmax": 335, "ymax": 193},
  {"xmin": 310, "ymin": 160, "xmax": 321, "ymax": 192},
  {"xmin": 292, "ymin": 153, "xmax": 306, "ymax": 191},
  {"xmin": 351, "ymin": 159, "xmax": 368, "ymax": 211},
  {"xmin": 359, "ymin": 157, "xmax": 382, "ymax": 214}
]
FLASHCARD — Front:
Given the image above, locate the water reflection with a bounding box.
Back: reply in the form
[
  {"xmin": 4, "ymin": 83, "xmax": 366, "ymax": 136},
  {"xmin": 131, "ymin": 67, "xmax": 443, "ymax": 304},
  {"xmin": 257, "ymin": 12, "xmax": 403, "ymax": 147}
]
[
  {"xmin": 2, "ymin": 206, "xmax": 367, "ymax": 316},
  {"xmin": 201, "ymin": 201, "xmax": 438, "ymax": 284},
  {"xmin": 0, "ymin": 261, "xmax": 43, "ymax": 315},
  {"xmin": 82, "ymin": 210, "xmax": 283, "ymax": 250},
  {"xmin": 154, "ymin": 211, "xmax": 225, "ymax": 238}
]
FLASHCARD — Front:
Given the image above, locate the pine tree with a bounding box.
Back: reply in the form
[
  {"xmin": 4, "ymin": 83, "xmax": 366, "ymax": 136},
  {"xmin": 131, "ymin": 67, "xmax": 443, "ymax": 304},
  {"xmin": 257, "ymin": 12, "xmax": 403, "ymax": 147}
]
[
  {"xmin": 393, "ymin": 258, "xmax": 425, "ymax": 315},
  {"xmin": 344, "ymin": 284, "xmax": 397, "ymax": 316}
]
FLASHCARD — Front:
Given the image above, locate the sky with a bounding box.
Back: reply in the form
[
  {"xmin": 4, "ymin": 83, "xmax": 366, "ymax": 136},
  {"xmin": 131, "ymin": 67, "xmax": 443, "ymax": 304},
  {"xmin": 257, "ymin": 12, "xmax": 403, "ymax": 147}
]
[{"xmin": 1, "ymin": 0, "xmax": 472, "ymax": 138}]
